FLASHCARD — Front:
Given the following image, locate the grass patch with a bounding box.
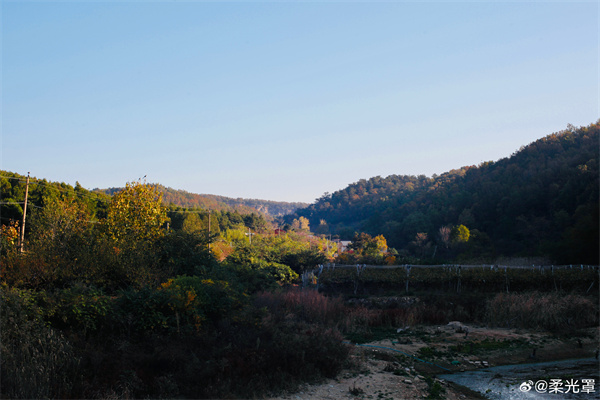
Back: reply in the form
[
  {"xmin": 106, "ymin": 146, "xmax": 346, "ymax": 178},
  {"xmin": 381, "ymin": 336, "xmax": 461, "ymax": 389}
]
[{"xmin": 417, "ymin": 346, "xmax": 447, "ymax": 360}]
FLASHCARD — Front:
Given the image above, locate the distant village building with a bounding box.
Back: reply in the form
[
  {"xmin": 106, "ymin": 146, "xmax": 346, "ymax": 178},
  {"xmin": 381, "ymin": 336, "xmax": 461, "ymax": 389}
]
[{"xmin": 334, "ymin": 240, "xmax": 351, "ymax": 253}]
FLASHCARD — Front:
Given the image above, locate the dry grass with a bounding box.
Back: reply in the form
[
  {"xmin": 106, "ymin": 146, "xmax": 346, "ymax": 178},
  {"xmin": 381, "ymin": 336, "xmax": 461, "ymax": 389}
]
[{"xmin": 486, "ymin": 291, "xmax": 599, "ymax": 332}]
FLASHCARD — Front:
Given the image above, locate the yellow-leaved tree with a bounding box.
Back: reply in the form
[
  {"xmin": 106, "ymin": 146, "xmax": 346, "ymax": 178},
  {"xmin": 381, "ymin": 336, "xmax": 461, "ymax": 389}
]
[
  {"xmin": 101, "ymin": 180, "xmax": 169, "ymax": 287},
  {"xmin": 104, "ymin": 181, "xmax": 168, "ymax": 245}
]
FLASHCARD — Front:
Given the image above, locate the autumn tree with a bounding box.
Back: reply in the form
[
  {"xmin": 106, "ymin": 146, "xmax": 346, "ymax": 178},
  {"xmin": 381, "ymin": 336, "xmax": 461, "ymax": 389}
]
[
  {"xmin": 438, "ymin": 226, "xmax": 451, "ymax": 248},
  {"xmin": 410, "ymin": 232, "xmax": 432, "ymax": 259},
  {"xmin": 28, "ymin": 196, "xmax": 93, "ymax": 260},
  {"xmin": 0, "ymin": 221, "xmax": 19, "ymax": 256},
  {"xmin": 103, "ymin": 180, "xmax": 168, "ymax": 245},
  {"xmin": 291, "ymin": 216, "xmax": 310, "ymax": 232},
  {"xmin": 451, "ymin": 225, "xmax": 470, "ymax": 244},
  {"xmin": 344, "ymin": 232, "xmax": 389, "ymax": 264},
  {"xmin": 100, "ymin": 180, "xmax": 169, "ymax": 288}
]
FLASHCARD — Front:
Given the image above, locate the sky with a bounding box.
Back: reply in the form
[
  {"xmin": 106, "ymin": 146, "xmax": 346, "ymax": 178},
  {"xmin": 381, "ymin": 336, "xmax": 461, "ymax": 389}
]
[{"xmin": 2, "ymin": 1, "xmax": 598, "ymax": 203}]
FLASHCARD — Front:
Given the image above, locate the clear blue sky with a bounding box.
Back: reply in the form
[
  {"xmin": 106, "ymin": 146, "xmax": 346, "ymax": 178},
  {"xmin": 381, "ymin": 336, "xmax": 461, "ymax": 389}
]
[{"xmin": 2, "ymin": 1, "xmax": 598, "ymax": 203}]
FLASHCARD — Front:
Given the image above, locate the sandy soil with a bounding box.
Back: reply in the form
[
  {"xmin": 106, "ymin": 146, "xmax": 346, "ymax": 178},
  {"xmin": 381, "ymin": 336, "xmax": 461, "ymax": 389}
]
[{"xmin": 268, "ymin": 324, "xmax": 599, "ymax": 400}]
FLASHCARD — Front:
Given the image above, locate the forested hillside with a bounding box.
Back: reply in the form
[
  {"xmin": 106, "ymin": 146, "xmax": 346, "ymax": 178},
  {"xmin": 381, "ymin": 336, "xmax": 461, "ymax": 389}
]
[
  {"xmin": 1, "ymin": 173, "xmax": 111, "ymax": 224},
  {"xmin": 99, "ymin": 185, "xmax": 307, "ymax": 216},
  {"xmin": 290, "ymin": 123, "xmax": 599, "ymax": 264}
]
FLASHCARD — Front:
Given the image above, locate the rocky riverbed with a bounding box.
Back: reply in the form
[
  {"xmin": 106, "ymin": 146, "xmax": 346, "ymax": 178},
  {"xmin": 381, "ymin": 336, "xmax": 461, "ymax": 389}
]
[{"xmin": 269, "ymin": 324, "xmax": 599, "ymax": 400}]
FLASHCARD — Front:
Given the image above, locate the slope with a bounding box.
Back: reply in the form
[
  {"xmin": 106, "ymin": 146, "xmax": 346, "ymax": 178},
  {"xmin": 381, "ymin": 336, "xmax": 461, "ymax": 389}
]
[{"xmin": 291, "ymin": 122, "xmax": 599, "ymax": 264}]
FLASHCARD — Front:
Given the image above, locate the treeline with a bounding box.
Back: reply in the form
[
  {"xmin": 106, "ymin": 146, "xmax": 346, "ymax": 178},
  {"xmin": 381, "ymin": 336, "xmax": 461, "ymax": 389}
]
[
  {"xmin": 1, "ymin": 173, "xmax": 111, "ymax": 223},
  {"xmin": 0, "ymin": 181, "xmax": 346, "ymax": 399},
  {"xmin": 289, "ymin": 122, "xmax": 599, "ymax": 264},
  {"xmin": 99, "ymin": 184, "xmax": 307, "ymax": 216}
]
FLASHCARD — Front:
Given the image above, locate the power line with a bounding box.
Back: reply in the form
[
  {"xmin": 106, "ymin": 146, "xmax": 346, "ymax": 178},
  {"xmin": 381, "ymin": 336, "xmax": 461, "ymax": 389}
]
[
  {"xmin": 167, "ymin": 210, "xmax": 212, "ymax": 213},
  {"xmin": 0, "ymin": 201, "xmax": 43, "ymax": 209}
]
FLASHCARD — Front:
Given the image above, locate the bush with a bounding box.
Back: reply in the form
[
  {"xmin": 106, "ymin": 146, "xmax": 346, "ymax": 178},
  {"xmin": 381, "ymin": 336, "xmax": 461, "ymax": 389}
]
[
  {"xmin": 50, "ymin": 284, "xmax": 112, "ymax": 335},
  {"xmin": 110, "ymin": 286, "xmax": 172, "ymax": 337},
  {"xmin": 160, "ymin": 275, "xmax": 244, "ymax": 332}
]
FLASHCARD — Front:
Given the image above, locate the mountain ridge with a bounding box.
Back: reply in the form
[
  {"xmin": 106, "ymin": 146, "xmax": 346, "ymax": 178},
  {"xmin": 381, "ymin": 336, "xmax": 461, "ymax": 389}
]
[
  {"xmin": 96, "ymin": 184, "xmax": 308, "ymax": 217},
  {"xmin": 288, "ymin": 122, "xmax": 599, "ymax": 264}
]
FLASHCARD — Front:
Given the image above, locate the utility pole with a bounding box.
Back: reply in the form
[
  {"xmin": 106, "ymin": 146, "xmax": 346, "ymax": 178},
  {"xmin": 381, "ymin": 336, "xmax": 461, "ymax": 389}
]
[
  {"xmin": 208, "ymin": 209, "xmax": 211, "ymax": 251},
  {"xmin": 19, "ymin": 172, "xmax": 30, "ymax": 254}
]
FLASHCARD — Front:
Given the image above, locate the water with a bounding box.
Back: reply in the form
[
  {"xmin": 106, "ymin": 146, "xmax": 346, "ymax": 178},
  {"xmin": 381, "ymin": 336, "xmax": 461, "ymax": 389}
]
[{"xmin": 439, "ymin": 358, "xmax": 600, "ymax": 399}]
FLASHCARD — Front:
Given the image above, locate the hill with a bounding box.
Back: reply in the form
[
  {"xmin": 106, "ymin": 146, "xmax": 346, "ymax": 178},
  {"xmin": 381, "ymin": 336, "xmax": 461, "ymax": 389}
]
[
  {"xmin": 0, "ymin": 173, "xmax": 306, "ymax": 231},
  {"xmin": 289, "ymin": 122, "xmax": 599, "ymax": 264},
  {"xmin": 99, "ymin": 185, "xmax": 307, "ymax": 216},
  {"xmin": 0, "ymin": 173, "xmax": 111, "ymax": 223}
]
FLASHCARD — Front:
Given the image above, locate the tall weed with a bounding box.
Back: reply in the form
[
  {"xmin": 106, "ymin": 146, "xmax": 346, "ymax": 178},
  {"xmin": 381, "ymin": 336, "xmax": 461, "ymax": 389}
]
[
  {"xmin": 254, "ymin": 288, "xmax": 347, "ymax": 326},
  {"xmin": 486, "ymin": 291, "xmax": 598, "ymax": 332},
  {"xmin": 0, "ymin": 286, "xmax": 80, "ymax": 398}
]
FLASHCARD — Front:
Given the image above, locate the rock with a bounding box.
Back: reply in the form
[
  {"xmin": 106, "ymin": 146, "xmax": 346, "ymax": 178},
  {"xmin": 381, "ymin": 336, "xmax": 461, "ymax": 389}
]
[
  {"xmin": 404, "ymin": 379, "xmax": 413, "ymax": 384},
  {"xmin": 448, "ymin": 321, "xmax": 468, "ymax": 333}
]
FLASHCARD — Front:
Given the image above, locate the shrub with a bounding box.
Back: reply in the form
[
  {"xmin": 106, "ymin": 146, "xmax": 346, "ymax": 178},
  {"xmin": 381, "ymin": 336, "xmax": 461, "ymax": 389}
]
[
  {"xmin": 160, "ymin": 275, "xmax": 244, "ymax": 329},
  {"xmin": 110, "ymin": 286, "xmax": 172, "ymax": 337},
  {"xmin": 51, "ymin": 284, "xmax": 112, "ymax": 336}
]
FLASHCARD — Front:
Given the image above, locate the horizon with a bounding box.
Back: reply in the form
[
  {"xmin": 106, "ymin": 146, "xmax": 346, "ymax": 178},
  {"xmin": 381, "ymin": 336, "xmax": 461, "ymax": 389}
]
[
  {"xmin": 2, "ymin": 1, "xmax": 598, "ymax": 203},
  {"xmin": 3, "ymin": 120, "xmax": 594, "ymax": 206}
]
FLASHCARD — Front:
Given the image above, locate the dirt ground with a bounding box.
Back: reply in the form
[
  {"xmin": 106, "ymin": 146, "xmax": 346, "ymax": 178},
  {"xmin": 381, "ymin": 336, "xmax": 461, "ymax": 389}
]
[{"xmin": 268, "ymin": 324, "xmax": 599, "ymax": 400}]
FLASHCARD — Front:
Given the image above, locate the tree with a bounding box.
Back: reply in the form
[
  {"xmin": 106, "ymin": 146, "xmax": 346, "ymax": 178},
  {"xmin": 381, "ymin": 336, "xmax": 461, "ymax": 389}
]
[
  {"xmin": 182, "ymin": 213, "xmax": 203, "ymax": 234},
  {"xmin": 0, "ymin": 221, "xmax": 20, "ymax": 256},
  {"xmin": 451, "ymin": 225, "xmax": 470, "ymax": 244},
  {"xmin": 438, "ymin": 226, "xmax": 451, "ymax": 248},
  {"xmin": 27, "ymin": 195, "xmax": 94, "ymax": 267},
  {"xmin": 313, "ymin": 219, "xmax": 329, "ymax": 235},
  {"xmin": 411, "ymin": 232, "xmax": 431, "ymax": 259},
  {"xmin": 291, "ymin": 216, "xmax": 310, "ymax": 232},
  {"xmin": 103, "ymin": 180, "xmax": 168, "ymax": 245},
  {"xmin": 243, "ymin": 213, "xmax": 268, "ymax": 233},
  {"xmin": 99, "ymin": 181, "xmax": 169, "ymax": 288},
  {"xmin": 345, "ymin": 232, "xmax": 389, "ymax": 264}
]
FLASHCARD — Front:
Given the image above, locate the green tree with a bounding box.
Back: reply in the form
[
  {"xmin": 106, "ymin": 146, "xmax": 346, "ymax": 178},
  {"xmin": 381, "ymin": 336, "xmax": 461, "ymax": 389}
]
[
  {"xmin": 182, "ymin": 213, "xmax": 203, "ymax": 234},
  {"xmin": 313, "ymin": 219, "xmax": 329, "ymax": 235}
]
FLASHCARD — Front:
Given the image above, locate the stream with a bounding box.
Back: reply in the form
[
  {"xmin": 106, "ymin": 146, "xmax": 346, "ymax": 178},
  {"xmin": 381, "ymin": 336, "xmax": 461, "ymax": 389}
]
[{"xmin": 438, "ymin": 358, "xmax": 600, "ymax": 399}]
